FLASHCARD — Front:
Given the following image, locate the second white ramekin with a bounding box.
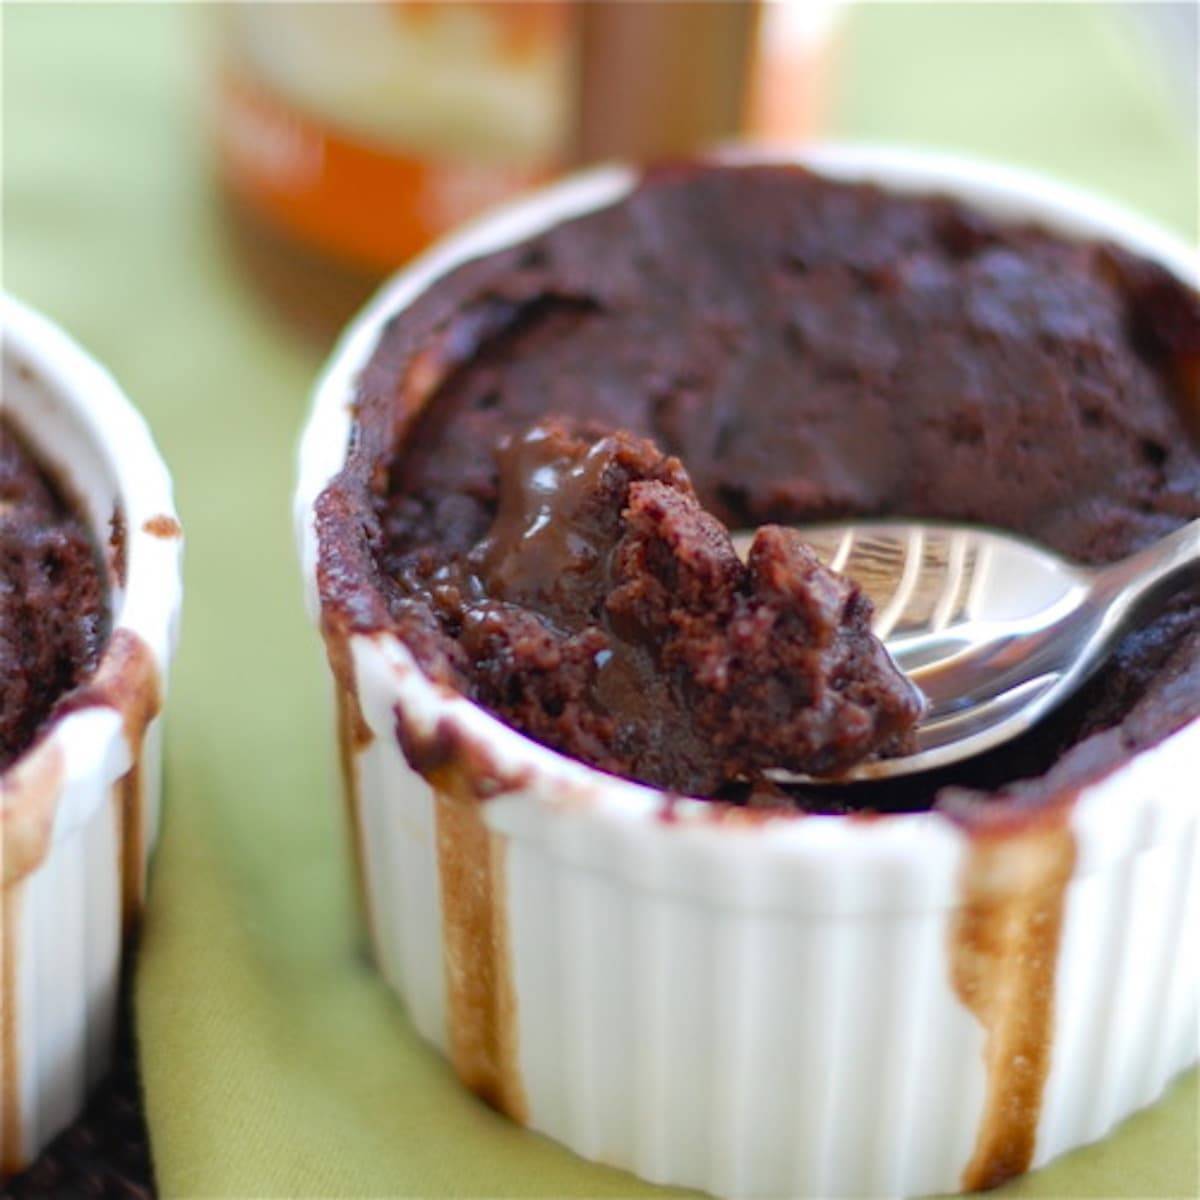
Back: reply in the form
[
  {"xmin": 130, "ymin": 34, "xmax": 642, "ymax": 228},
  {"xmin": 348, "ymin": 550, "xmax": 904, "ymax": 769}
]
[
  {"xmin": 1, "ymin": 296, "xmax": 183, "ymax": 1176},
  {"xmin": 296, "ymin": 147, "xmax": 1199, "ymax": 1198}
]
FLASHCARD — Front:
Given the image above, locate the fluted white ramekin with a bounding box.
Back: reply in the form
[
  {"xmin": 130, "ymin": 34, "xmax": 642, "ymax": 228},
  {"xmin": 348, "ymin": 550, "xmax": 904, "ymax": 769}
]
[
  {"xmin": 295, "ymin": 147, "xmax": 1200, "ymax": 1198},
  {"xmin": 1, "ymin": 295, "xmax": 183, "ymax": 1176}
]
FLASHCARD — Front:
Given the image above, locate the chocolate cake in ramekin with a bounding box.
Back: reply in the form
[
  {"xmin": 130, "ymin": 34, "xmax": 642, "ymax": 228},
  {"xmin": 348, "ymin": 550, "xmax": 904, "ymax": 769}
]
[
  {"xmin": 296, "ymin": 148, "xmax": 1198, "ymax": 1198},
  {"xmin": 1, "ymin": 296, "xmax": 182, "ymax": 1176}
]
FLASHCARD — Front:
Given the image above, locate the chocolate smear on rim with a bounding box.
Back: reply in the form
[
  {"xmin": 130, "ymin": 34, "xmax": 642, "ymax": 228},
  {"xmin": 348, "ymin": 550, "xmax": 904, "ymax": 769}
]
[
  {"xmin": 141, "ymin": 515, "xmax": 182, "ymax": 539},
  {"xmin": 55, "ymin": 630, "xmax": 162, "ymax": 923},
  {"xmin": 949, "ymin": 814, "xmax": 1076, "ymax": 1190}
]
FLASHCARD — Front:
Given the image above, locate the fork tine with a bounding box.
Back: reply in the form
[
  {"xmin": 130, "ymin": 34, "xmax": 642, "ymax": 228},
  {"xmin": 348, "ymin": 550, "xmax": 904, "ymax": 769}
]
[{"xmin": 873, "ymin": 528, "xmax": 925, "ymax": 639}]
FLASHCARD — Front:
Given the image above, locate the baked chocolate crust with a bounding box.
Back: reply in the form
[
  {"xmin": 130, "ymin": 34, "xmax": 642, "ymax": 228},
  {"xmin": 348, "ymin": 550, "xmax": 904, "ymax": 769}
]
[
  {"xmin": 316, "ymin": 164, "xmax": 1200, "ymax": 810},
  {"xmin": 1, "ymin": 417, "xmax": 108, "ymax": 771}
]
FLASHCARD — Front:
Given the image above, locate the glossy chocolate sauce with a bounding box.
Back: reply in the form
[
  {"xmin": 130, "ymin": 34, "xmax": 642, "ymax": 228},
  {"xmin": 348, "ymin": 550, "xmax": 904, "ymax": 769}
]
[{"xmin": 414, "ymin": 419, "xmax": 920, "ymax": 794}]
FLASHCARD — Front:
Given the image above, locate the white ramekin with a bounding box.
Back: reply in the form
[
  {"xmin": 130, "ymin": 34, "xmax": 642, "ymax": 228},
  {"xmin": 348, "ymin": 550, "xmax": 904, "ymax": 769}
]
[
  {"xmin": 1, "ymin": 296, "xmax": 183, "ymax": 1176},
  {"xmin": 295, "ymin": 146, "xmax": 1200, "ymax": 1198}
]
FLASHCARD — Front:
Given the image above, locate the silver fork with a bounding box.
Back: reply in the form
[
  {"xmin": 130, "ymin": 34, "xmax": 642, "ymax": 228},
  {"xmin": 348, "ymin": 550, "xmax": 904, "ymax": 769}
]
[{"xmin": 732, "ymin": 518, "xmax": 1200, "ymax": 782}]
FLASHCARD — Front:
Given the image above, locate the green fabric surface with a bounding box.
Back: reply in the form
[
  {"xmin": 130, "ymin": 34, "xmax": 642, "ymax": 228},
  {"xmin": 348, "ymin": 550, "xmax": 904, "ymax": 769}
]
[{"xmin": 3, "ymin": 3, "xmax": 1196, "ymax": 1197}]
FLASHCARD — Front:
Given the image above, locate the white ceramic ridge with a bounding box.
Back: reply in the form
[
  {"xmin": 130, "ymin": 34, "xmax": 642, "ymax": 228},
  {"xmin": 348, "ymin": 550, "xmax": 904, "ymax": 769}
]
[
  {"xmin": 1, "ymin": 294, "xmax": 183, "ymax": 1175},
  {"xmin": 296, "ymin": 146, "xmax": 1200, "ymax": 1198}
]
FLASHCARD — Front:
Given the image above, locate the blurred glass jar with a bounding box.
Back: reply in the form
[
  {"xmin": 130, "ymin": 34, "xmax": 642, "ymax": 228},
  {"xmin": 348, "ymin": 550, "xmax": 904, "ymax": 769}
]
[
  {"xmin": 211, "ymin": 1, "xmax": 841, "ymax": 337},
  {"xmin": 215, "ymin": 2, "xmax": 571, "ymax": 278}
]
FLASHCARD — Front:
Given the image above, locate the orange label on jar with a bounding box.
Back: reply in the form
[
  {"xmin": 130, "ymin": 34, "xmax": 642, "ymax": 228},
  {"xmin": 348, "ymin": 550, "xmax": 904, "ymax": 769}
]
[{"xmin": 214, "ymin": 69, "xmax": 557, "ymax": 274}]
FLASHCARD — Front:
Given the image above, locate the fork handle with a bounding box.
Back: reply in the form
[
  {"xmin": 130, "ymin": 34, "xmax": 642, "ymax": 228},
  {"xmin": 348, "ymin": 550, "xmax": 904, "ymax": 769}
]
[{"xmin": 1091, "ymin": 518, "xmax": 1200, "ymax": 623}]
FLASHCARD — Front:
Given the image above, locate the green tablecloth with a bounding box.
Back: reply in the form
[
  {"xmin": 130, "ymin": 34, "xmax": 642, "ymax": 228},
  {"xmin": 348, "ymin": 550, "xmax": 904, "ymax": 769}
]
[{"xmin": 4, "ymin": 3, "xmax": 1196, "ymax": 1196}]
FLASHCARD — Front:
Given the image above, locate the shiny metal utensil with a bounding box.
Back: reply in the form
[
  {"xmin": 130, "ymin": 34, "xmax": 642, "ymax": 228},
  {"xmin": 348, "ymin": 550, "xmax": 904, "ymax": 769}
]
[{"xmin": 731, "ymin": 518, "xmax": 1200, "ymax": 782}]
